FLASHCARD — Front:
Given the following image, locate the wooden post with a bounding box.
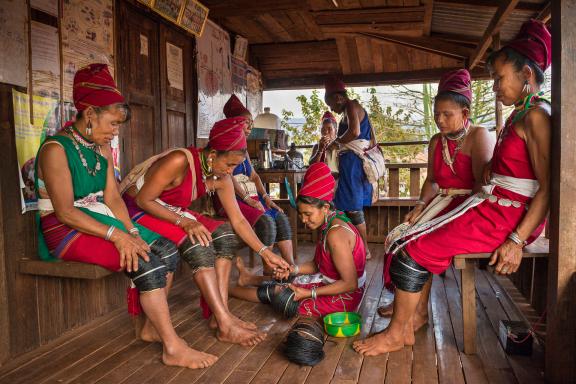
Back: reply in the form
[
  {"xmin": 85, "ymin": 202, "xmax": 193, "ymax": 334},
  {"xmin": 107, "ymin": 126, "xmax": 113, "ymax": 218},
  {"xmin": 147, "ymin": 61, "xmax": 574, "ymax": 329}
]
[
  {"xmin": 547, "ymin": 1, "xmax": 576, "ymax": 382},
  {"xmin": 492, "ymin": 33, "xmax": 504, "ymax": 135},
  {"xmin": 461, "ymin": 260, "xmax": 477, "ymax": 354}
]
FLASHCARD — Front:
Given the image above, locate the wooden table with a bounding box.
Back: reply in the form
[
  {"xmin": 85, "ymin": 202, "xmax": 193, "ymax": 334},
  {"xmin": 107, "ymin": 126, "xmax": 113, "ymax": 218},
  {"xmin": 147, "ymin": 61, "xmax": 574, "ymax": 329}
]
[{"xmin": 256, "ymin": 169, "xmax": 306, "ymax": 260}]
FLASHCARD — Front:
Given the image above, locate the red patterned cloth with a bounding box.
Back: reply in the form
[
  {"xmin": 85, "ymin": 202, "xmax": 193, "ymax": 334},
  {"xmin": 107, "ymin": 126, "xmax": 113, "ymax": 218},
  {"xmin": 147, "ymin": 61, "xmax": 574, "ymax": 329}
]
[
  {"xmin": 208, "ymin": 117, "xmax": 249, "ymax": 151},
  {"xmin": 324, "ymin": 76, "xmax": 346, "ymax": 95},
  {"xmin": 438, "ymin": 69, "xmax": 472, "ymax": 102},
  {"xmin": 223, "ymin": 94, "xmax": 250, "ymax": 118},
  {"xmin": 505, "ymin": 19, "xmax": 551, "ymax": 71},
  {"xmin": 73, "ymin": 63, "xmax": 124, "ymax": 111},
  {"xmin": 299, "ymin": 163, "xmax": 336, "ymax": 201},
  {"xmin": 321, "ymin": 111, "xmax": 337, "ymax": 124}
]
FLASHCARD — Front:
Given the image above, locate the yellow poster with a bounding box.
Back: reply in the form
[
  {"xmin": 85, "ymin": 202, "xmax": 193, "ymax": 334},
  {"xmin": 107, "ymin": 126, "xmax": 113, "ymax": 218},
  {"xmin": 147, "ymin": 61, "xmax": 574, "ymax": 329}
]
[{"xmin": 12, "ymin": 90, "xmax": 61, "ymax": 212}]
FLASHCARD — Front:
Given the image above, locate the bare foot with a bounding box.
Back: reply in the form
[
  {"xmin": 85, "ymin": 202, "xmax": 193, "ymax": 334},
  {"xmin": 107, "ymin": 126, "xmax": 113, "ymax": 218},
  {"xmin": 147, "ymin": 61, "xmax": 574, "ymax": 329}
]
[
  {"xmin": 217, "ymin": 323, "xmax": 267, "ymax": 347},
  {"xmin": 413, "ymin": 312, "xmax": 429, "ymax": 333},
  {"xmin": 353, "ymin": 329, "xmax": 404, "ymax": 356},
  {"xmin": 404, "ymin": 321, "xmax": 415, "ymax": 346},
  {"xmin": 139, "ymin": 317, "xmax": 161, "ymax": 343},
  {"xmin": 236, "ymin": 257, "xmax": 260, "ymax": 287},
  {"xmin": 209, "ymin": 314, "xmax": 258, "ymax": 331},
  {"xmin": 377, "ymin": 302, "xmax": 394, "ymax": 317},
  {"xmin": 366, "ymin": 248, "xmax": 372, "ymax": 260},
  {"xmin": 163, "ymin": 338, "xmax": 218, "ymax": 369}
]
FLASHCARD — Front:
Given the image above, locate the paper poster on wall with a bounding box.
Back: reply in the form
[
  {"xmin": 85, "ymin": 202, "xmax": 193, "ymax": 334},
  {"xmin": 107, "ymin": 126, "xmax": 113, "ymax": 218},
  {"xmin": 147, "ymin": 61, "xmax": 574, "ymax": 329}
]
[
  {"xmin": 152, "ymin": 0, "xmax": 184, "ymax": 23},
  {"xmin": 179, "ymin": 0, "xmax": 209, "ymax": 37},
  {"xmin": 62, "ymin": 0, "xmax": 115, "ymax": 102},
  {"xmin": 31, "ymin": 0, "xmax": 59, "ymax": 16},
  {"xmin": 31, "ymin": 21, "xmax": 61, "ymax": 99},
  {"xmin": 140, "ymin": 34, "xmax": 149, "ymax": 56},
  {"xmin": 246, "ymin": 66, "xmax": 263, "ymax": 118},
  {"xmin": 231, "ymin": 56, "xmax": 247, "ymax": 105},
  {"xmin": 196, "ymin": 20, "xmax": 232, "ymax": 138},
  {"xmin": 166, "ymin": 42, "xmax": 184, "ymax": 91},
  {"xmin": 0, "ymin": 0, "xmax": 28, "ymax": 87},
  {"xmin": 12, "ymin": 90, "xmax": 61, "ymax": 212}
]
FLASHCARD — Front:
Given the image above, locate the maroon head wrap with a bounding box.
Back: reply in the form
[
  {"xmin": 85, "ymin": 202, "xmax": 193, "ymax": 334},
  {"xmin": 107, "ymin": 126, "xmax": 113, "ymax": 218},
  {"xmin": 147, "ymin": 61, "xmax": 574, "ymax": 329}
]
[
  {"xmin": 73, "ymin": 63, "xmax": 124, "ymax": 111},
  {"xmin": 208, "ymin": 117, "xmax": 249, "ymax": 151},
  {"xmin": 223, "ymin": 94, "xmax": 250, "ymax": 118},
  {"xmin": 299, "ymin": 163, "xmax": 336, "ymax": 202},
  {"xmin": 504, "ymin": 19, "xmax": 551, "ymax": 71},
  {"xmin": 321, "ymin": 111, "xmax": 337, "ymax": 124},
  {"xmin": 324, "ymin": 76, "xmax": 346, "ymax": 95},
  {"xmin": 438, "ymin": 69, "xmax": 472, "ymax": 103}
]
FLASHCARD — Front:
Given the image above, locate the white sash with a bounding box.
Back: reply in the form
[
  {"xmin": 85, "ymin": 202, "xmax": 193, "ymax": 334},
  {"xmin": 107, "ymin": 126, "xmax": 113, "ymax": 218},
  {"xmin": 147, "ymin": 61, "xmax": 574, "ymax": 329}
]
[
  {"xmin": 38, "ymin": 191, "xmax": 116, "ymax": 218},
  {"xmin": 293, "ymin": 270, "xmax": 367, "ymax": 289}
]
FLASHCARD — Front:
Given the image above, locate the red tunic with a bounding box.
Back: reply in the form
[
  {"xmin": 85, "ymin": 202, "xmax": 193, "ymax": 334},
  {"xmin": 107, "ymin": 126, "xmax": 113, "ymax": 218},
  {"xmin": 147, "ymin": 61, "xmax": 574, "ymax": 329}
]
[
  {"xmin": 294, "ymin": 219, "xmax": 366, "ymax": 317},
  {"xmin": 383, "ymin": 139, "xmax": 475, "ymax": 288},
  {"xmin": 404, "ymin": 120, "xmax": 545, "ymax": 274},
  {"xmin": 123, "ymin": 147, "xmax": 225, "ymax": 246}
]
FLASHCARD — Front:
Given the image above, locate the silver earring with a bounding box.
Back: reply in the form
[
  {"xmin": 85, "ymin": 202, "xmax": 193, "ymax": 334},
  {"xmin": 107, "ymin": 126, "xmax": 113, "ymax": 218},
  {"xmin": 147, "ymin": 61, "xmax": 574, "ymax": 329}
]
[
  {"xmin": 208, "ymin": 158, "xmax": 213, "ymax": 174},
  {"xmin": 522, "ymin": 81, "xmax": 532, "ymax": 95},
  {"xmin": 86, "ymin": 120, "xmax": 93, "ymax": 136}
]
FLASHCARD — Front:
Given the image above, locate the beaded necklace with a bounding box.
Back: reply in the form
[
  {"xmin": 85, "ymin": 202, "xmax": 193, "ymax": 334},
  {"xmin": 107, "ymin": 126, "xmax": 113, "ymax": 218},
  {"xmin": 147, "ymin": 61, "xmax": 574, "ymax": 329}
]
[
  {"xmin": 66, "ymin": 125, "xmax": 102, "ymax": 177},
  {"xmin": 441, "ymin": 119, "xmax": 469, "ymax": 174},
  {"xmin": 497, "ymin": 92, "xmax": 548, "ymax": 147}
]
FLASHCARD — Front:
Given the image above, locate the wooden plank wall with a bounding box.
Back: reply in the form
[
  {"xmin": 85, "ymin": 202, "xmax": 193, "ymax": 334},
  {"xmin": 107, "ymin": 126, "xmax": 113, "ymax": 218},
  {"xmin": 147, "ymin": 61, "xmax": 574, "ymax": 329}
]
[{"xmin": 0, "ymin": 83, "xmax": 129, "ymax": 367}]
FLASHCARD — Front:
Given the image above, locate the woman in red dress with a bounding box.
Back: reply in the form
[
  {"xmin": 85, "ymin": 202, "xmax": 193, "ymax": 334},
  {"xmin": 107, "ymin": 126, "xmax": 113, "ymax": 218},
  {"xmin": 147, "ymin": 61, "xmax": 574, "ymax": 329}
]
[
  {"xmin": 121, "ymin": 117, "xmax": 289, "ymax": 347},
  {"xmin": 354, "ymin": 19, "xmax": 551, "ymax": 356},
  {"xmin": 378, "ymin": 69, "xmax": 494, "ymax": 325}
]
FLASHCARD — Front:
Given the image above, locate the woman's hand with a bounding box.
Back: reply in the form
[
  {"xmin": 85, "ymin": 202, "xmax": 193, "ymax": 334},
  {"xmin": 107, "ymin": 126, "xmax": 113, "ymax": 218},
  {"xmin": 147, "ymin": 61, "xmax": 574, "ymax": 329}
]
[
  {"xmin": 263, "ymin": 195, "xmax": 284, "ymax": 213},
  {"xmin": 261, "ymin": 249, "xmax": 290, "ymax": 276},
  {"xmin": 245, "ymin": 196, "xmax": 266, "ymax": 212},
  {"xmin": 318, "ymin": 136, "xmax": 331, "ymax": 152},
  {"xmin": 482, "ymin": 163, "xmax": 492, "ymax": 185},
  {"xmin": 404, "ymin": 204, "xmax": 424, "ymax": 224},
  {"xmin": 489, "ymin": 239, "xmax": 523, "ymax": 275},
  {"xmin": 288, "ymin": 284, "xmax": 311, "ymax": 301},
  {"xmin": 181, "ymin": 219, "xmax": 212, "ymax": 247},
  {"xmin": 112, "ymin": 231, "xmax": 151, "ymax": 273}
]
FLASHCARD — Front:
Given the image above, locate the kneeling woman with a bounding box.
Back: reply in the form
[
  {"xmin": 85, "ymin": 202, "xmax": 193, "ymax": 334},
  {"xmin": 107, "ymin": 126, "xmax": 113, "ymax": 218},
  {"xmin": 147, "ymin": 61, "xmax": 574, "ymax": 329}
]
[
  {"xmin": 37, "ymin": 64, "xmax": 217, "ymax": 369},
  {"xmin": 232, "ymin": 163, "xmax": 366, "ymax": 317},
  {"xmin": 121, "ymin": 115, "xmax": 289, "ymax": 345}
]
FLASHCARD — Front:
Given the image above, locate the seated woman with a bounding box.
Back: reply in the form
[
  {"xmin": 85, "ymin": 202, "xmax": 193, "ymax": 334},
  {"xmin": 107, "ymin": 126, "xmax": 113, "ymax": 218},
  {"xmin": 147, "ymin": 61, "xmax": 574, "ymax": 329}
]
[
  {"xmin": 378, "ymin": 69, "xmax": 494, "ymax": 322},
  {"xmin": 215, "ymin": 95, "xmax": 294, "ymax": 266},
  {"xmin": 309, "ymin": 111, "xmax": 339, "ymax": 176},
  {"xmin": 36, "ymin": 64, "xmax": 217, "ymax": 369},
  {"xmin": 121, "ymin": 114, "xmax": 290, "ymax": 345},
  {"xmin": 354, "ymin": 19, "xmax": 551, "ymax": 356},
  {"xmin": 231, "ymin": 163, "xmax": 366, "ymax": 318}
]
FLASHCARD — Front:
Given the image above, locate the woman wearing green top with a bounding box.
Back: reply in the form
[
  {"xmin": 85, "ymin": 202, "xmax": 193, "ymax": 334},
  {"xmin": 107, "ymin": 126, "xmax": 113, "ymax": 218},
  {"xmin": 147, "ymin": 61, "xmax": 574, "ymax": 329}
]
[{"xmin": 35, "ymin": 64, "xmax": 217, "ymax": 369}]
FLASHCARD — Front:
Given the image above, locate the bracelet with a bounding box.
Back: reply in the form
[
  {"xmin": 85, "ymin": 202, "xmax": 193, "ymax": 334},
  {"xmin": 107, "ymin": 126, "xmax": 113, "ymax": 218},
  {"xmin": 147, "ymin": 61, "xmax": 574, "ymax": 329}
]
[
  {"xmin": 415, "ymin": 200, "xmax": 426, "ymax": 206},
  {"xmin": 128, "ymin": 227, "xmax": 140, "ymax": 237},
  {"xmin": 174, "ymin": 211, "xmax": 186, "ymax": 226},
  {"xmin": 508, "ymin": 231, "xmax": 527, "ymax": 246},
  {"xmin": 311, "ymin": 287, "xmax": 317, "ymax": 300},
  {"xmin": 262, "ymin": 193, "xmax": 270, "ymax": 200},
  {"xmin": 257, "ymin": 245, "xmax": 268, "ymax": 257},
  {"xmin": 105, "ymin": 226, "xmax": 116, "ymax": 241}
]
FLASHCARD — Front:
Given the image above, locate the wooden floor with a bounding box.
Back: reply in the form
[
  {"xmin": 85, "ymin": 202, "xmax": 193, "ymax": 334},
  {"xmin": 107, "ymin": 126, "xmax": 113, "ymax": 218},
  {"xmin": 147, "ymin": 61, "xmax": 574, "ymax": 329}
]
[{"xmin": 0, "ymin": 244, "xmax": 546, "ymax": 384}]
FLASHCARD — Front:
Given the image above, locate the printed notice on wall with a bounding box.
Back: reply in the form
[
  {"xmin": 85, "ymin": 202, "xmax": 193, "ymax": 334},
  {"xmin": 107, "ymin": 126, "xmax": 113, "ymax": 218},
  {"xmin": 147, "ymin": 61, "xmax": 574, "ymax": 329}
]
[
  {"xmin": 140, "ymin": 34, "xmax": 149, "ymax": 56},
  {"xmin": 31, "ymin": 21, "xmax": 61, "ymax": 98},
  {"xmin": 166, "ymin": 42, "xmax": 184, "ymax": 91}
]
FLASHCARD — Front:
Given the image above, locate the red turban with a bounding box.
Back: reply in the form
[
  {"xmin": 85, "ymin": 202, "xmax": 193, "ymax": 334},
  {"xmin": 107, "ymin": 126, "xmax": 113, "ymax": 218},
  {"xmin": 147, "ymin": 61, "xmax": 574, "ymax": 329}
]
[
  {"xmin": 299, "ymin": 163, "xmax": 336, "ymax": 202},
  {"xmin": 324, "ymin": 76, "xmax": 346, "ymax": 95},
  {"xmin": 73, "ymin": 63, "xmax": 124, "ymax": 111},
  {"xmin": 505, "ymin": 19, "xmax": 551, "ymax": 71},
  {"xmin": 208, "ymin": 117, "xmax": 248, "ymax": 151},
  {"xmin": 438, "ymin": 69, "xmax": 472, "ymax": 102},
  {"xmin": 321, "ymin": 111, "xmax": 337, "ymax": 124},
  {"xmin": 223, "ymin": 94, "xmax": 250, "ymax": 118}
]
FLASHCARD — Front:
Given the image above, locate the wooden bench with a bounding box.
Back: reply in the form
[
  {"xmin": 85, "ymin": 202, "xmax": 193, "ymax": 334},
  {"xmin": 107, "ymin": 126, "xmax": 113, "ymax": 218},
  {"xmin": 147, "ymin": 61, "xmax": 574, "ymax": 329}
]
[
  {"xmin": 454, "ymin": 237, "xmax": 549, "ymax": 354},
  {"xmin": 19, "ymin": 258, "xmax": 114, "ymax": 279}
]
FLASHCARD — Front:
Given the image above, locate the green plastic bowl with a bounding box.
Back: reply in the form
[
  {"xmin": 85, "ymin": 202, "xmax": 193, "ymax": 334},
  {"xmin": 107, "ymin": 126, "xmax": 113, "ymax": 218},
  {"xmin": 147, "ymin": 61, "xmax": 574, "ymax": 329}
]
[{"xmin": 323, "ymin": 312, "xmax": 362, "ymax": 338}]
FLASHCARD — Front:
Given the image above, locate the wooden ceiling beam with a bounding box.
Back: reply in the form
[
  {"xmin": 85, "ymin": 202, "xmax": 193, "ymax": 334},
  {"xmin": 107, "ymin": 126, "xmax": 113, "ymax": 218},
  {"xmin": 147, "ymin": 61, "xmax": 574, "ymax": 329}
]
[
  {"xmin": 351, "ymin": 32, "xmax": 473, "ymax": 60},
  {"xmin": 263, "ymin": 67, "xmax": 489, "ymax": 90},
  {"xmin": 312, "ymin": 6, "xmax": 425, "ymax": 24},
  {"xmin": 436, "ymin": 0, "xmax": 542, "ymax": 12},
  {"xmin": 468, "ymin": 0, "xmax": 520, "ymax": 70},
  {"xmin": 319, "ymin": 22, "xmax": 424, "ymax": 35},
  {"xmin": 207, "ymin": 0, "xmax": 309, "ymax": 18},
  {"xmin": 537, "ymin": 2, "xmax": 551, "ymax": 24}
]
